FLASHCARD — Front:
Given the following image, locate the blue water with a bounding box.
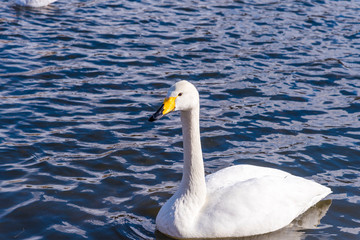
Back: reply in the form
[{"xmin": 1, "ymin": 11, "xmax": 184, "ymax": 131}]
[{"xmin": 1, "ymin": 0, "xmax": 360, "ymax": 239}]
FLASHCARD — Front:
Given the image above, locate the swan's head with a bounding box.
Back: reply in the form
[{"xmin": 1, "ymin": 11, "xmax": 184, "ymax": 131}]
[{"xmin": 149, "ymin": 80, "xmax": 199, "ymax": 122}]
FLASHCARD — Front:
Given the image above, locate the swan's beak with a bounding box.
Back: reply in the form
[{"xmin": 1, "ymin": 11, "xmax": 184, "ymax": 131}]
[{"xmin": 149, "ymin": 97, "xmax": 176, "ymax": 122}]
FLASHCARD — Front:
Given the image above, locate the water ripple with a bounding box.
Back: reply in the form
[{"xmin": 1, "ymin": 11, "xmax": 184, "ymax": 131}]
[{"xmin": 1, "ymin": 0, "xmax": 360, "ymax": 239}]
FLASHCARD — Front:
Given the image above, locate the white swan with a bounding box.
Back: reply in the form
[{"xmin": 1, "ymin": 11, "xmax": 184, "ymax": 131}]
[
  {"xmin": 14, "ymin": 0, "xmax": 57, "ymax": 7},
  {"xmin": 149, "ymin": 80, "xmax": 331, "ymax": 239}
]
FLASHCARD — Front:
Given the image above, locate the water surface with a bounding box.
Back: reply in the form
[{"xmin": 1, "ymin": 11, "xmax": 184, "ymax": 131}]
[{"xmin": 1, "ymin": 0, "xmax": 360, "ymax": 239}]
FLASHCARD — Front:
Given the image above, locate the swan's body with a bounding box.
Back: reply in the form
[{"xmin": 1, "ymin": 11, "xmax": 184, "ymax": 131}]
[
  {"xmin": 149, "ymin": 80, "xmax": 331, "ymax": 239},
  {"xmin": 14, "ymin": 0, "xmax": 57, "ymax": 7}
]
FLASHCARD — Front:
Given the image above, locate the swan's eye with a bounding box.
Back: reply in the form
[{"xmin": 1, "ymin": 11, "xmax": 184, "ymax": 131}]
[{"xmin": 178, "ymin": 93, "xmax": 183, "ymax": 97}]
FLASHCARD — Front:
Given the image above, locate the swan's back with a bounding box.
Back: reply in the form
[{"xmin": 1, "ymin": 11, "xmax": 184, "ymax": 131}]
[
  {"xmin": 206, "ymin": 164, "xmax": 289, "ymax": 192},
  {"xmin": 198, "ymin": 165, "xmax": 331, "ymax": 238}
]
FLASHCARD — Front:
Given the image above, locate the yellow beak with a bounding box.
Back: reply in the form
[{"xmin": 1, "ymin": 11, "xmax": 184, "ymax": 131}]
[
  {"xmin": 162, "ymin": 97, "xmax": 176, "ymax": 115},
  {"xmin": 149, "ymin": 96, "xmax": 177, "ymax": 122}
]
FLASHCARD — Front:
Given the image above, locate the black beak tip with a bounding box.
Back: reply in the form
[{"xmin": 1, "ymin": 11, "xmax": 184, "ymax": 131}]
[
  {"xmin": 148, "ymin": 115, "xmax": 156, "ymax": 122},
  {"xmin": 148, "ymin": 104, "xmax": 164, "ymax": 123}
]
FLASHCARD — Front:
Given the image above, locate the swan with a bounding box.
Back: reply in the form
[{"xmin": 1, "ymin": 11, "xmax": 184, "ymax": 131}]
[
  {"xmin": 148, "ymin": 80, "xmax": 331, "ymax": 239},
  {"xmin": 14, "ymin": 0, "xmax": 57, "ymax": 7}
]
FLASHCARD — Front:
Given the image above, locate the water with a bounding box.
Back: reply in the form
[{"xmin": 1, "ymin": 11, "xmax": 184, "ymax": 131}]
[{"xmin": 0, "ymin": 0, "xmax": 359, "ymax": 239}]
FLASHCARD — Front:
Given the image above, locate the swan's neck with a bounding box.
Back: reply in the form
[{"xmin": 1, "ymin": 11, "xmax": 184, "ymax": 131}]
[
  {"xmin": 178, "ymin": 106, "xmax": 206, "ymax": 200},
  {"xmin": 156, "ymin": 105, "xmax": 206, "ymax": 237}
]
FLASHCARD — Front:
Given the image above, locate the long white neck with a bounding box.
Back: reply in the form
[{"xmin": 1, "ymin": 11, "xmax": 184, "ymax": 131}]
[
  {"xmin": 155, "ymin": 84, "xmax": 207, "ymax": 238},
  {"xmin": 178, "ymin": 105, "xmax": 206, "ymax": 200},
  {"xmin": 156, "ymin": 104, "xmax": 207, "ymax": 238}
]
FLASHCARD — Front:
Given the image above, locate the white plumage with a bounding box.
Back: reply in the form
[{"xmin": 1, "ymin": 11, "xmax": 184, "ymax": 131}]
[
  {"xmin": 14, "ymin": 0, "xmax": 57, "ymax": 7},
  {"xmin": 149, "ymin": 80, "xmax": 331, "ymax": 239}
]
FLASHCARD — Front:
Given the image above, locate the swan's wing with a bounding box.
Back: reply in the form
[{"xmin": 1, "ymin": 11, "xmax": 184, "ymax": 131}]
[{"xmin": 200, "ymin": 168, "xmax": 331, "ymax": 238}]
